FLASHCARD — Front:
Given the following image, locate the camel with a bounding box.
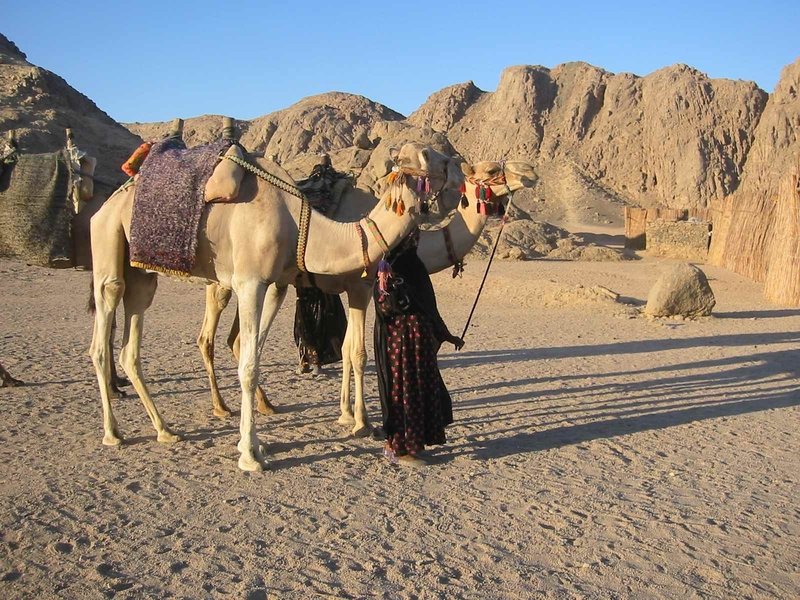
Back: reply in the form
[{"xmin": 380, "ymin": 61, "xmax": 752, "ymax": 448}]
[
  {"xmin": 197, "ymin": 157, "xmax": 537, "ymax": 436},
  {"xmin": 88, "ymin": 141, "xmax": 461, "ymax": 471}
]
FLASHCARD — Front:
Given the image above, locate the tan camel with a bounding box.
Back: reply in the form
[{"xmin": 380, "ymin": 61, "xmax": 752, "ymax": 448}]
[
  {"xmin": 89, "ymin": 142, "xmax": 459, "ymax": 471},
  {"xmin": 197, "ymin": 157, "xmax": 537, "ymax": 436}
]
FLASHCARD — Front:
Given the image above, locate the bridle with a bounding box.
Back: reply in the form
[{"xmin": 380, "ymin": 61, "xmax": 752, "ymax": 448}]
[{"xmin": 460, "ymin": 163, "xmax": 512, "ymax": 216}]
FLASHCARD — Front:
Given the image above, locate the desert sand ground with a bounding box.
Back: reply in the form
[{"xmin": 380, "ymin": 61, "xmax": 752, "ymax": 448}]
[{"xmin": 0, "ymin": 246, "xmax": 798, "ymax": 599}]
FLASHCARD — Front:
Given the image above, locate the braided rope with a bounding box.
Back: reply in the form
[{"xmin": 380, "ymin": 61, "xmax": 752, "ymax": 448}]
[
  {"xmin": 223, "ymin": 153, "xmax": 305, "ymax": 199},
  {"xmin": 354, "ymin": 222, "xmax": 370, "ymax": 278},
  {"xmin": 297, "ymin": 199, "xmax": 311, "ymax": 272},
  {"xmin": 223, "ymin": 153, "xmax": 312, "ymax": 272},
  {"xmin": 364, "ymin": 216, "xmax": 390, "ymax": 254}
]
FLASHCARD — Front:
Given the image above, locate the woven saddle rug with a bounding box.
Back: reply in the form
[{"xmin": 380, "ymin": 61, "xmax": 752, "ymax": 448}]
[
  {"xmin": 0, "ymin": 150, "xmax": 73, "ymax": 267},
  {"xmin": 130, "ymin": 138, "xmax": 233, "ymax": 275},
  {"xmin": 295, "ymin": 157, "xmax": 352, "ymax": 216}
]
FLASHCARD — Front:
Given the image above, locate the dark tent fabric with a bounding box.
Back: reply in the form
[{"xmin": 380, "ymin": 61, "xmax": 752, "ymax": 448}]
[{"xmin": 0, "ymin": 150, "xmax": 74, "ymax": 267}]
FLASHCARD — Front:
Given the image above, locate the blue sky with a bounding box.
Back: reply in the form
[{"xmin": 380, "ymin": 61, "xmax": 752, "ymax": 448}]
[{"xmin": 4, "ymin": 0, "xmax": 798, "ymax": 124}]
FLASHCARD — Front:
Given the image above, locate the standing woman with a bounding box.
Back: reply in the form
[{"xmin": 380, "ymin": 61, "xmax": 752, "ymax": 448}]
[{"xmin": 373, "ymin": 230, "xmax": 464, "ymax": 466}]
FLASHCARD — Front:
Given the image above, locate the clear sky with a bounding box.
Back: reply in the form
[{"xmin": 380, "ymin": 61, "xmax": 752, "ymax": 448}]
[{"xmin": 4, "ymin": 0, "xmax": 798, "ymax": 124}]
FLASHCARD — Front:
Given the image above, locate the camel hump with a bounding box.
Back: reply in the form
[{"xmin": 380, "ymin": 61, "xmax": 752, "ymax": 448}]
[{"xmin": 205, "ymin": 145, "xmax": 245, "ymax": 203}]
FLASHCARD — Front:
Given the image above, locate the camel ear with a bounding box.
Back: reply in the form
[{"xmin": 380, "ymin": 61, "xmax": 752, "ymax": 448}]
[
  {"xmin": 388, "ymin": 147, "xmax": 400, "ymax": 163},
  {"xmin": 460, "ymin": 162, "xmax": 475, "ymax": 177}
]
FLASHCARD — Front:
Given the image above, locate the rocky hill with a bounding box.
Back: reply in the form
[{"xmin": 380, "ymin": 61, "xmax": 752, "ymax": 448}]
[
  {"xmin": 410, "ymin": 62, "xmax": 769, "ymax": 223},
  {"xmin": 2, "ymin": 32, "xmax": 797, "ymax": 237},
  {"xmin": 0, "ymin": 34, "xmax": 140, "ymax": 193}
]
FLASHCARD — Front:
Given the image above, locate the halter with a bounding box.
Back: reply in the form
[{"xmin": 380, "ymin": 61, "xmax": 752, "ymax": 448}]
[
  {"xmin": 459, "ymin": 163, "xmax": 511, "ymax": 217},
  {"xmin": 384, "ymin": 162, "xmax": 449, "ymax": 216}
]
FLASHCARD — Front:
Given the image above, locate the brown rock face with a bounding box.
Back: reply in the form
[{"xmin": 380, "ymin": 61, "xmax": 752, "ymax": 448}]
[
  {"xmin": 411, "ymin": 62, "xmax": 768, "ymax": 222},
  {"xmin": 0, "ymin": 34, "xmax": 140, "ymax": 193},
  {"xmin": 126, "ymin": 92, "xmax": 405, "ymax": 165}
]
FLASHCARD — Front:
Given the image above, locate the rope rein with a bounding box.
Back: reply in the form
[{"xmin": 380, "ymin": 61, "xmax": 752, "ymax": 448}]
[{"xmin": 459, "ymin": 167, "xmax": 515, "ymax": 339}]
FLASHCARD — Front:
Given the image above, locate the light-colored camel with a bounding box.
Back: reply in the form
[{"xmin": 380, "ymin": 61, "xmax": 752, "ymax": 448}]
[
  {"xmin": 196, "ymin": 144, "xmax": 465, "ymax": 427},
  {"xmin": 197, "ymin": 158, "xmax": 537, "ymax": 436},
  {"xmin": 89, "ymin": 142, "xmax": 459, "ymax": 471}
]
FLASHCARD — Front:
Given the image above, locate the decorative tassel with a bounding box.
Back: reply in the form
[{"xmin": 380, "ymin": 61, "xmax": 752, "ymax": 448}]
[
  {"xmin": 396, "ymin": 199, "xmax": 405, "ymax": 216},
  {"xmin": 424, "ymin": 177, "xmax": 431, "ymax": 194},
  {"xmin": 416, "ymin": 177, "xmax": 424, "ymax": 193},
  {"xmin": 475, "ymin": 184, "xmax": 481, "ymax": 198},
  {"xmin": 485, "ymin": 186, "xmax": 492, "ymax": 201},
  {"xmin": 385, "ymin": 195, "xmax": 392, "ymax": 210},
  {"xmin": 377, "ymin": 259, "xmax": 391, "ymax": 296},
  {"xmin": 420, "ymin": 200, "xmax": 429, "ymax": 214},
  {"xmin": 459, "ymin": 183, "xmax": 468, "ymax": 208},
  {"xmin": 121, "ymin": 141, "xmax": 152, "ymax": 176},
  {"xmin": 479, "ymin": 186, "xmax": 486, "ymax": 201}
]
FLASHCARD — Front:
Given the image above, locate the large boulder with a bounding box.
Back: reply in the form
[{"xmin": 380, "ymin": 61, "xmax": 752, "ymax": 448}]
[{"xmin": 644, "ymin": 263, "xmax": 716, "ymax": 317}]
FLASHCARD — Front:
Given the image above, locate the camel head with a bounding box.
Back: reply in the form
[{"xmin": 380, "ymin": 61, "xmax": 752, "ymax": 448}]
[
  {"xmin": 386, "ymin": 143, "xmax": 464, "ymax": 220},
  {"xmin": 459, "ymin": 159, "xmax": 537, "ymax": 215}
]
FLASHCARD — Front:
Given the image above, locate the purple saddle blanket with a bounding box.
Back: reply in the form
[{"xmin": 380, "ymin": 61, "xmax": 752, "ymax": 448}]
[{"xmin": 129, "ymin": 138, "xmax": 232, "ymax": 275}]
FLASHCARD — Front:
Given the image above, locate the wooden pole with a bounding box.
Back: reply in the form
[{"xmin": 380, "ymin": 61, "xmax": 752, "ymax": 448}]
[
  {"xmin": 222, "ymin": 117, "xmax": 236, "ymax": 141},
  {"xmin": 167, "ymin": 118, "xmax": 184, "ymax": 139}
]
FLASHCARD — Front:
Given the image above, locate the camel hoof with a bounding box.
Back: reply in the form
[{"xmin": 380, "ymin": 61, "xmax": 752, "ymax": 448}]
[
  {"xmin": 102, "ymin": 433, "xmax": 123, "ymax": 447},
  {"xmin": 238, "ymin": 455, "xmax": 264, "ymax": 472},
  {"xmin": 352, "ymin": 424, "xmax": 372, "ymax": 438},
  {"xmin": 213, "ymin": 406, "xmax": 232, "ymax": 419},
  {"xmin": 337, "ymin": 414, "xmax": 356, "ymax": 427},
  {"xmin": 157, "ymin": 429, "xmax": 182, "ymax": 444},
  {"xmin": 257, "ymin": 401, "xmax": 277, "ymax": 416}
]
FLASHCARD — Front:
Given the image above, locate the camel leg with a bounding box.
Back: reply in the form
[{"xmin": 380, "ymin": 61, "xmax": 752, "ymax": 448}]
[
  {"xmin": 233, "ymin": 277, "xmax": 268, "ymax": 472},
  {"xmin": 346, "ymin": 285, "xmax": 373, "ymax": 437},
  {"xmin": 198, "ymin": 282, "xmax": 233, "ymax": 418},
  {"xmin": 227, "ymin": 283, "xmax": 288, "ymax": 416},
  {"xmin": 109, "ymin": 319, "xmax": 130, "ymax": 397},
  {"xmin": 338, "ymin": 284, "xmax": 374, "ymax": 436},
  {"xmin": 338, "ymin": 316, "xmax": 357, "ymax": 428},
  {"xmin": 89, "ymin": 274, "xmax": 125, "ymax": 446},
  {"xmin": 118, "ymin": 267, "xmax": 181, "ymax": 443}
]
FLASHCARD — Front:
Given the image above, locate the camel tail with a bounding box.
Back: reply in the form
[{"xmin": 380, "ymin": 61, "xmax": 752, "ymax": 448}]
[{"xmin": 87, "ymin": 277, "xmax": 96, "ymax": 314}]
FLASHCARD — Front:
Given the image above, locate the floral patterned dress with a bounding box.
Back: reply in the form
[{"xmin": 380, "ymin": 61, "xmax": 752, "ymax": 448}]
[{"xmin": 374, "ymin": 234, "xmax": 454, "ymax": 457}]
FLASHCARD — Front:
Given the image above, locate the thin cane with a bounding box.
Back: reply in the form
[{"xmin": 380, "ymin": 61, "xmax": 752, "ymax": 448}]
[{"xmin": 460, "ymin": 213, "xmax": 509, "ymax": 340}]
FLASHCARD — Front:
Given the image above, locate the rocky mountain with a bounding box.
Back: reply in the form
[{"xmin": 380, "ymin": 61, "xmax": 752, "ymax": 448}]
[
  {"xmin": 0, "ymin": 33, "xmax": 140, "ymax": 192},
  {"xmin": 2, "ymin": 32, "xmax": 797, "ymax": 238},
  {"xmin": 410, "ymin": 62, "xmax": 769, "ymax": 221}
]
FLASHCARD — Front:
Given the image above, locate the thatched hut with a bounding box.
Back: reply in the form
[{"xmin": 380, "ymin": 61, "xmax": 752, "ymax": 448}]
[{"xmin": 708, "ymin": 58, "xmax": 800, "ymax": 305}]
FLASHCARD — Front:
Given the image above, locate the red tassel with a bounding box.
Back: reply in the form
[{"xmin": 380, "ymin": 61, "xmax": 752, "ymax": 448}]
[
  {"xmin": 485, "ymin": 186, "xmax": 492, "ymax": 201},
  {"xmin": 396, "ymin": 199, "xmax": 405, "ymax": 216},
  {"xmin": 475, "ymin": 184, "xmax": 481, "ymax": 198}
]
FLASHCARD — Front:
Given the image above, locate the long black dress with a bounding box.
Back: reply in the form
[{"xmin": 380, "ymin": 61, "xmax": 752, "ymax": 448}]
[
  {"xmin": 294, "ymin": 286, "xmax": 347, "ymax": 373},
  {"xmin": 373, "ymin": 233, "xmax": 454, "ymax": 456}
]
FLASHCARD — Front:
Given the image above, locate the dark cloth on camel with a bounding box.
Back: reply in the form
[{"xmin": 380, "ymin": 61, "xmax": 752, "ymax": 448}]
[
  {"xmin": 293, "ymin": 286, "xmax": 347, "ymax": 371},
  {"xmin": 373, "ymin": 233, "xmax": 454, "ymax": 456}
]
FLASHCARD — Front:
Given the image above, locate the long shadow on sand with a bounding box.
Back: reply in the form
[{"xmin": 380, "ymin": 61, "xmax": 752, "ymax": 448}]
[
  {"xmin": 438, "ymin": 330, "xmax": 800, "ymax": 370},
  {"xmin": 442, "ymin": 346, "xmax": 799, "ymax": 461}
]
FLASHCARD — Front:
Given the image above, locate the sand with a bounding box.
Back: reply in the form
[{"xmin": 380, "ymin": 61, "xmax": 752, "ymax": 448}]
[{"xmin": 0, "ymin": 252, "xmax": 798, "ymax": 599}]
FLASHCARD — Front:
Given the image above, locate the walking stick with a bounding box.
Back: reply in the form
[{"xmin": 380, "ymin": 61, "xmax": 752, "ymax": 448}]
[{"xmin": 460, "ymin": 212, "xmax": 509, "ymax": 340}]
